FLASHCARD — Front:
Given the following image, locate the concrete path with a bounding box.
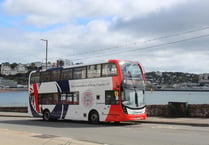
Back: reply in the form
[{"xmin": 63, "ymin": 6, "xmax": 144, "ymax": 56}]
[
  {"xmin": 139, "ymin": 116, "xmax": 209, "ymax": 127},
  {"xmin": 0, "ymin": 128, "xmax": 100, "ymax": 145},
  {"xmin": 0, "ymin": 112, "xmax": 102, "ymax": 145}
]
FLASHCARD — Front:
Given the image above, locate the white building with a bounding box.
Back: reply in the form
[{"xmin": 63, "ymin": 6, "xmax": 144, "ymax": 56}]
[
  {"xmin": 32, "ymin": 62, "xmax": 43, "ymax": 68},
  {"xmin": 64, "ymin": 59, "xmax": 74, "ymax": 66},
  {"xmin": 1, "ymin": 63, "xmax": 13, "ymax": 76},
  {"xmin": 0, "ymin": 63, "xmax": 28, "ymax": 76},
  {"xmin": 16, "ymin": 64, "xmax": 28, "ymax": 74},
  {"xmin": 155, "ymin": 71, "xmax": 163, "ymax": 77},
  {"xmin": 199, "ymin": 73, "xmax": 209, "ymax": 84}
]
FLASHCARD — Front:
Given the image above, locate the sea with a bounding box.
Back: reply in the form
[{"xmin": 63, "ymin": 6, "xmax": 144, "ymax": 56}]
[{"xmin": 0, "ymin": 91, "xmax": 209, "ymax": 106}]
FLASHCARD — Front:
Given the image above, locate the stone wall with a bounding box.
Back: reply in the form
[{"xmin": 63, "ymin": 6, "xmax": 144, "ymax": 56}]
[
  {"xmin": 188, "ymin": 104, "xmax": 209, "ymax": 118},
  {"xmin": 0, "ymin": 107, "xmax": 27, "ymax": 113},
  {"xmin": 147, "ymin": 104, "xmax": 209, "ymax": 118},
  {"xmin": 147, "ymin": 105, "xmax": 168, "ymax": 117}
]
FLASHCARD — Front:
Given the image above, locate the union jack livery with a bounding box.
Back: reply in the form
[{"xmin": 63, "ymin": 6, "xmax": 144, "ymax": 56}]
[{"xmin": 28, "ymin": 60, "xmax": 147, "ymax": 123}]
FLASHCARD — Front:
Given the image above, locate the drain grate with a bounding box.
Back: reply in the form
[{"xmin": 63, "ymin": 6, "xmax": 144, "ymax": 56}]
[{"xmin": 32, "ymin": 134, "xmax": 58, "ymax": 139}]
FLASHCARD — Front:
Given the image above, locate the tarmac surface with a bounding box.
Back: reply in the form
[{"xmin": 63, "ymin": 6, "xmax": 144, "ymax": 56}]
[{"xmin": 0, "ymin": 112, "xmax": 209, "ymax": 145}]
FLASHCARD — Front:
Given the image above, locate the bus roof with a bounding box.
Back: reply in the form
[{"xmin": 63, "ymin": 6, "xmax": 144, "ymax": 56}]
[{"xmin": 31, "ymin": 59, "xmax": 141, "ymax": 73}]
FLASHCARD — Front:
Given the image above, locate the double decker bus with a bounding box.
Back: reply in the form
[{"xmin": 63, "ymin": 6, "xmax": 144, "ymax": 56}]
[{"xmin": 28, "ymin": 60, "xmax": 146, "ymax": 123}]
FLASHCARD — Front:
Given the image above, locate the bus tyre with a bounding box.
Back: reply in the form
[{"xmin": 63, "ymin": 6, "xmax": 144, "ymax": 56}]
[
  {"xmin": 89, "ymin": 111, "xmax": 99, "ymax": 123},
  {"xmin": 43, "ymin": 110, "xmax": 51, "ymax": 121}
]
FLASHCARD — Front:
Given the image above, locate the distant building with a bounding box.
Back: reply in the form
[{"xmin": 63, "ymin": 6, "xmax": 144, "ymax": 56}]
[
  {"xmin": 1, "ymin": 63, "xmax": 12, "ymax": 76},
  {"xmin": 0, "ymin": 63, "xmax": 28, "ymax": 76},
  {"xmin": 56, "ymin": 59, "xmax": 74, "ymax": 67},
  {"xmin": 41, "ymin": 62, "xmax": 54, "ymax": 69},
  {"xmin": 199, "ymin": 73, "xmax": 209, "ymax": 84},
  {"xmin": 155, "ymin": 71, "xmax": 162, "ymax": 77},
  {"xmin": 64, "ymin": 59, "xmax": 74, "ymax": 66},
  {"xmin": 32, "ymin": 62, "xmax": 42, "ymax": 68},
  {"xmin": 16, "ymin": 64, "xmax": 28, "ymax": 74}
]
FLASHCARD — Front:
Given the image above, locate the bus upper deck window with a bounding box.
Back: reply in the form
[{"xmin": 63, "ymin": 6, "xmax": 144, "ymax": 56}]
[
  {"xmin": 87, "ymin": 64, "xmax": 101, "ymax": 78},
  {"xmin": 51, "ymin": 70, "xmax": 61, "ymax": 81},
  {"xmin": 73, "ymin": 67, "xmax": 86, "ymax": 79},
  {"xmin": 102, "ymin": 63, "xmax": 117, "ymax": 77},
  {"xmin": 41, "ymin": 72, "xmax": 50, "ymax": 82},
  {"xmin": 61, "ymin": 69, "xmax": 72, "ymax": 80}
]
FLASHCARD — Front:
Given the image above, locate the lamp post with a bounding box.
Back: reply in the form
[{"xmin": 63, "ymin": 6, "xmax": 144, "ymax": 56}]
[{"xmin": 40, "ymin": 39, "xmax": 48, "ymax": 69}]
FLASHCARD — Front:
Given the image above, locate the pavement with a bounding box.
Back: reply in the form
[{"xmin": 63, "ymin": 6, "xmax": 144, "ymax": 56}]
[
  {"xmin": 0, "ymin": 128, "xmax": 101, "ymax": 145},
  {"xmin": 0, "ymin": 112, "xmax": 208, "ymax": 145},
  {"xmin": 0, "ymin": 112, "xmax": 102, "ymax": 145},
  {"xmin": 138, "ymin": 116, "xmax": 209, "ymax": 127}
]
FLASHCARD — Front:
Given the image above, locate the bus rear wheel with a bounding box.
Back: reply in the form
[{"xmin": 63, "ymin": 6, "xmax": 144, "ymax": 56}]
[
  {"xmin": 43, "ymin": 110, "xmax": 51, "ymax": 121},
  {"xmin": 89, "ymin": 111, "xmax": 99, "ymax": 123}
]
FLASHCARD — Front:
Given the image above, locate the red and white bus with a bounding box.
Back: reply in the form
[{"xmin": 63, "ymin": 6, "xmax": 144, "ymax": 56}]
[{"xmin": 28, "ymin": 59, "xmax": 147, "ymax": 123}]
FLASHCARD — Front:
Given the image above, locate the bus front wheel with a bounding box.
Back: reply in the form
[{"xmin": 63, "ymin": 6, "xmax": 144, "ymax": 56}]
[
  {"xmin": 89, "ymin": 110, "xmax": 99, "ymax": 123},
  {"xmin": 43, "ymin": 110, "xmax": 51, "ymax": 121}
]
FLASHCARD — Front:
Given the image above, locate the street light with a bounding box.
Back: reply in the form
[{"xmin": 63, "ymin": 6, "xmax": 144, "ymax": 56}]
[{"xmin": 40, "ymin": 39, "xmax": 48, "ymax": 69}]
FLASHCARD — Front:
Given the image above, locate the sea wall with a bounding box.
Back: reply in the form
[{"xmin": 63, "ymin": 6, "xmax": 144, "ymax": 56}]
[
  {"xmin": 187, "ymin": 104, "xmax": 209, "ymax": 118},
  {"xmin": 0, "ymin": 104, "xmax": 209, "ymax": 118},
  {"xmin": 147, "ymin": 104, "xmax": 209, "ymax": 118},
  {"xmin": 0, "ymin": 107, "xmax": 27, "ymax": 113},
  {"xmin": 147, "ymin": 105, "xmax": 168, "ymax": 117}
]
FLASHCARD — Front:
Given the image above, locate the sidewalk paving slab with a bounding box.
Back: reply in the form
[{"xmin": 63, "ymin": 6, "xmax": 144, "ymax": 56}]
[
  {"xmin": 0, "ymin": 128, "xmax": 101, "ymax": 145},
  {"xmin": 138, "ymin": 117, "xmax": 209, "ymax": 127}
]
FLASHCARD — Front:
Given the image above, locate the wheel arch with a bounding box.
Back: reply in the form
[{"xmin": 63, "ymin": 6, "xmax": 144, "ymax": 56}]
[{"xmin": 43, "ymin": 108, "xmax": 50, "ymax": 114}]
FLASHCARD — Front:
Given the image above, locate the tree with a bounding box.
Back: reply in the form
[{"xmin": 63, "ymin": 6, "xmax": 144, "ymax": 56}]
[
  {"xmin": 11, "ymin": 63, "xmax": 18, "ymax": 69},
  {"xmin": 3, "ymin": 62, "xmax": 10, "ymax": 66},
  {"xmin": 27, "ymin": 63, "xmax": 38, "ymax": 72}
]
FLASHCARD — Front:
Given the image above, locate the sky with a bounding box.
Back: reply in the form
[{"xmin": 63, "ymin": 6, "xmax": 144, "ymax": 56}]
[{"xmin": 0, "ymin": 0, "xmax": 209, "ymax": 73}]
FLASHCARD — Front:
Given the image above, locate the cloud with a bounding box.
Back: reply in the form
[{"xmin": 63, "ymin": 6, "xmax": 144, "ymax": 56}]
[
  {"xmin": 2, "ymin": 0, "xmax": 71, "ymax": 27},
  {"xmin": 1, "ymin": 0, "xmax": 209, "ymax": 73},
  {"xmin": 2, "ymin": 0, "xmax": 188, "ymax": 27},
  {"xmin": 110, "ymin": 0, "xmax": 209, "ymax": 36}
]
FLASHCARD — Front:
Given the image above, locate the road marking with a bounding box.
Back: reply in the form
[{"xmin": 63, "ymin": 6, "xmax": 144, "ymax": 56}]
[{"xmin": 151, "ymin": 125, "xmax": 178, "ymax": 129}]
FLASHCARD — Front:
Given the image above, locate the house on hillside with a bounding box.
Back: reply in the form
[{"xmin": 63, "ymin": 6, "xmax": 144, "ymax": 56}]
[
  {"xmin": 0, "ymin": 63, "xmax": 28, "ymax": 76},
  {"xmin": 199, "ymin": 73, "xmax": 209, "ymax": 85},
  {"xmin": 16, "ymin": 64, "xmax": 28, "ymax": 74},
  {"xmin": 1, "ymin": 63, "xmax": 13, "ymax": 76}
]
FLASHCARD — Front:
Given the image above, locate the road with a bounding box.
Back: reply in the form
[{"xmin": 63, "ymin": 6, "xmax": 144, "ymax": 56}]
[{"xmin": 0, "ymin": 116, "xmax": 208, "ymax": 145}]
